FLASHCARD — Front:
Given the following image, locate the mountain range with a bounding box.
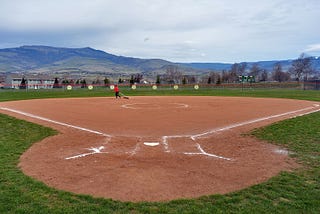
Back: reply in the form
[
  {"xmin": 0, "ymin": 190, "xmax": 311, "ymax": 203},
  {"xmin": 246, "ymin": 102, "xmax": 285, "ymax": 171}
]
[{"xmin": 0, "ymin": 45, "xmax": 319, "ymax": 76}]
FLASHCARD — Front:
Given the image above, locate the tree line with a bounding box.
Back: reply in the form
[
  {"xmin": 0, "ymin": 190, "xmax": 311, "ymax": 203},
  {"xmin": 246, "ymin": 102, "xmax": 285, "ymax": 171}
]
[
  {"xmin": 160, "ymin": 53, "xmax": 319, "ymax": 84},
  {"xmin": 21, "ymin": 53, "xmax": 318, "ymax": 88}
]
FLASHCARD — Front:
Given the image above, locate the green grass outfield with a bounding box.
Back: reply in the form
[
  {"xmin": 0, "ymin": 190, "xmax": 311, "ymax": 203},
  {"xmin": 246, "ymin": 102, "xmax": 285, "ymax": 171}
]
[{"xmin": 0, "ymin": 88, "xmax": 319, "ymax": 213}]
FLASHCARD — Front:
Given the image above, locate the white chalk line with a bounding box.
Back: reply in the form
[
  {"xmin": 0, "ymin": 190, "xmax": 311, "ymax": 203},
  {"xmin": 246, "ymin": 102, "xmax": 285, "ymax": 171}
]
[
  {"xmin": 144, "ymin": 142, "xmax": 160, "ymax": 146},
  {"xmin": 66, "ymin": 146, "xmax": 108, "ymax": 160},
  {"xmin": 184, "ymin": 143, "xmax": 232, "ymax": 160},
  {"xmin": 126, "ymin": 143, "xmax": 140, "ymax": 157},
  {"xmin": 0, "ymin": 107, "xmax": 112, "ymax": 138},
  {"xmin": 2, "ymin": 104, "xmax": 319, "ymax": 161},
  {"xmin": 121, "ymin": 103, "xmax": 147, "ymax": 109},
  {"xmin": 191, "ymin": 105, "xmax": 319, "ymax": 140},
  {"xmin": 121, "ymin": 102, "xmax": 189, "ymax": 109},
  {"xmin": 161, "ymin": 135, "xmax": 233, "ymax": 160},
  {"xmin": 172, "ymin": 103, "xmax": 189, "ymax": 108},
  {"xmin": 161, "ymin": 104, "xmax": 320, "ymax": 160}
]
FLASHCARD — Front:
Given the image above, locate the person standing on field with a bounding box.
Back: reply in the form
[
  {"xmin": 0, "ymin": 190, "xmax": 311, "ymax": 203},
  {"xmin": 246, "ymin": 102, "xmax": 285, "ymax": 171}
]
[{"xmin": 114, "ymin": 84, "xmax": 121, "ymax": 99}]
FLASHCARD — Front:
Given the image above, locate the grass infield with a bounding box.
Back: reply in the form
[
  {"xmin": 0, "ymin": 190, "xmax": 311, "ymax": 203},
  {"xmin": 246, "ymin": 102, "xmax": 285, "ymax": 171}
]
[{"xmin": 0, "ymin": 88, "xmax": 319, "ymax": 213}]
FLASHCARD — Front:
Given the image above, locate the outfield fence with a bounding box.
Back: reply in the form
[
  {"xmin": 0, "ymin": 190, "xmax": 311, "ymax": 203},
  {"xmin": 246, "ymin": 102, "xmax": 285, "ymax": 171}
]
[{"xmin": 1, "ymin": 81, "xmax": 320, "ymax": 91}]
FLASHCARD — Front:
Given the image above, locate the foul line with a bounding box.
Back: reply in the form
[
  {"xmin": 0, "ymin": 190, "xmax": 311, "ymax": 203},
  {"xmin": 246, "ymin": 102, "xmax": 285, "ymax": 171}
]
[
  {"xmin": 1, "ymin": 104, "xmax": 319, "ymax": 161},
  {"xmin": 191, "ymin": 105, "xmax": 320, "ymax": 140},
  {"xmin": 162, "ymin": 104, "xmax": 320, "ymax": 159},
  {"xmin": 0, "ymin": 107, "xmax": 111, "ymax": 137}
]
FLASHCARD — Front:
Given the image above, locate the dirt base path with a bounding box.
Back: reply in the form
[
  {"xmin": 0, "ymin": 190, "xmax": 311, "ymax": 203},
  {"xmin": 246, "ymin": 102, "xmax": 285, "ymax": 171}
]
[{"xmin": 1, "ymin": 96, "xmax": 319, "ymax": 202}]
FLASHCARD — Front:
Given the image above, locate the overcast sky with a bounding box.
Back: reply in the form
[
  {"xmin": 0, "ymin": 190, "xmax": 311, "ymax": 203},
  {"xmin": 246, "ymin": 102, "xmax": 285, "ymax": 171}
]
[{"xmin": 1, "ymin": 0, "xmax": 320, "ymax": 63}]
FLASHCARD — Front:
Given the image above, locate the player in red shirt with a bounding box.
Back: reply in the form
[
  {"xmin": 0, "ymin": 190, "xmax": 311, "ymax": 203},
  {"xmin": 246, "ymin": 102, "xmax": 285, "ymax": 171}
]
[{"xmin": 114, "ymin": 85, "xmax": 121, "ymax": 99}]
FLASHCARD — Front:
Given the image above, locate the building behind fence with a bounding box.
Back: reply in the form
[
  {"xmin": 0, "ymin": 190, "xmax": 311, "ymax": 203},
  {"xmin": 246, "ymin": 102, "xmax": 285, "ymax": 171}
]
[{"xmin": 5, "ymin": 75, "xmax": 55, "ymax": 89}]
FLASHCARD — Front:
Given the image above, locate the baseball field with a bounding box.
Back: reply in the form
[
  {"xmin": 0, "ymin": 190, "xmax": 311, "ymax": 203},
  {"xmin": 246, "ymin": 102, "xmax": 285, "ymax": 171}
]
[{"xmin": 0, "ymin": 87, "xmax": 319, "ymax": 213}]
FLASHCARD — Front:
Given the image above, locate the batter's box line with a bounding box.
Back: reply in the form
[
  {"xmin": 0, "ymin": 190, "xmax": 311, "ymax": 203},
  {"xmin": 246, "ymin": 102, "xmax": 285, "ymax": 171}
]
[
  {"xmin": 161, "ymin": 105, "xmax": 320, "ymax": 160},
  {"xmin": 126, "ymin": 143, "xmax": 140, "ymax": 157},
  {"xmin": 161, "ymin": 136, "xmax": 233, "ymax": 161},
  {"xmin": 65, "ymin": 146, "xmax": 108, "ymax": 160},
  {"xmin": 184, "ymin": 143, "xmax": 232, "ymax": 160},
  {"xmin": 64, "ymin": 142, "xmax": 146, "ymax": 160}
]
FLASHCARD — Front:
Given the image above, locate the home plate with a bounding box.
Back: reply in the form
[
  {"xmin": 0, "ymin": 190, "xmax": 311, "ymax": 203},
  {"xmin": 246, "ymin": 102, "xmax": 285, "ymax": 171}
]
[{"xmin": 144, "ymin": 142, "xmax": 160, "ymax": 147}]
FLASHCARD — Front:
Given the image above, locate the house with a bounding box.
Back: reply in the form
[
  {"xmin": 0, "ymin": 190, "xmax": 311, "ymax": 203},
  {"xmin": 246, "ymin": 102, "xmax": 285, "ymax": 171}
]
[{"xmin": 5, "ymin": 74, "xmax": 55, "ymax": 89}]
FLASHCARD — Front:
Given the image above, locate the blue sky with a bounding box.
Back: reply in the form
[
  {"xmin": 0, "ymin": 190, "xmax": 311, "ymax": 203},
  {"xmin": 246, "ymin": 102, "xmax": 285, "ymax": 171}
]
[{"xmin": 0, "ymin": 0, "xmax": 320, "ymax": 63}]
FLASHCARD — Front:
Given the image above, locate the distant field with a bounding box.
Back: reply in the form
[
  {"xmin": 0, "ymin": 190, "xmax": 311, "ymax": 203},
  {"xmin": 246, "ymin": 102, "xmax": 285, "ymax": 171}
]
[{"xmin": 0, "ymin": 88, "xmax": 319, "ymax": 213}]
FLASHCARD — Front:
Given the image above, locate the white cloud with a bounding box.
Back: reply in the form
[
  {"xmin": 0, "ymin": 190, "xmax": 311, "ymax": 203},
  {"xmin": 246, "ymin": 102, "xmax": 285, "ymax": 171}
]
[
  {"xmin": 304, "ymin": 44, "xmax": 320, "ymax": 52},
  {"xmin": 0, "ymin": 0, "xmax": 320, "ymax": 62}
]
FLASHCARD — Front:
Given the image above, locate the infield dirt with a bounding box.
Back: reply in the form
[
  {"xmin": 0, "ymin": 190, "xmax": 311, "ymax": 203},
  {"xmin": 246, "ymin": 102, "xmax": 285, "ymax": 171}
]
[{"xmin": 1, "ymin": 96, "xmax": 319, "ymax": 201}]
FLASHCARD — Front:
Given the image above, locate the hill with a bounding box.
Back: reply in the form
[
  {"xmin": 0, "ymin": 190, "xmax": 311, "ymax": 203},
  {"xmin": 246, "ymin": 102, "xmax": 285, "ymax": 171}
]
[
  {"xmin": 0, "ymin": 46, "xmax": 181, "ymax": 75},
  {"xmin": 0, "ymin": 46, "xmax": 319, "ymax": 76},
  {"xmin": 181, "ymin": 58, "xmax": 320, "ymax": 72}
]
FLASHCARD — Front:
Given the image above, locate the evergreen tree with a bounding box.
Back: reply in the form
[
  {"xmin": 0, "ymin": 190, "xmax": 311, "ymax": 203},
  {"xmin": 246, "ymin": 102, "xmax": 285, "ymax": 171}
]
[
  {"xmin": 104, "ymin": 77, "xmax": 110, "ymax": 86},
  {"xmin": 19, "ymin": 77, "xmax": 27, "ymax": 89},
  {"xmin": 182, "ymin": 76, "xmax": 187, "ymax": 85},
  {"xmin": 81, "ymin": 79, "xmax": 87, "ymax": 88},
  {"xmin": 216, "ymin": 76, "xmax": 221, "ymax": 85},
  {"xmin": 130, "ymin": 75, "xmax": 134, "ymax": 85},
  {"xmin": 156, "ymin": 75, "xmax": 161, "ymax": 85},
  {"xmin": 53, "ymin": 77, "xmax": 60, "ymax": 88}
]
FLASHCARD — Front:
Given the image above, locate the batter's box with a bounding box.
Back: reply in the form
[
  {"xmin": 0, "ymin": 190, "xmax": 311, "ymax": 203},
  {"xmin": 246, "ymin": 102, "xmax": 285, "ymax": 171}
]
[
  {"xmin": 164, "ymin": 136, "xmax": 232, "ymax": 161},
  {"xmin": 65, "ymin": 136, "xmax": 140, "ymax": 160},
  {"xmin": 104, "ymin": 136, "xmax": 141, "ymax": 155},
  {"xmin": 165, "ymin": 137, "xmax": 199, "ymax": 153}
]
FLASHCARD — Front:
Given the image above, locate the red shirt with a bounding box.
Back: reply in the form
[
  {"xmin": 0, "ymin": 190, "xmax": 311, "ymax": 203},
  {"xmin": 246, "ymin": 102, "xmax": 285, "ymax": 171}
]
[{"xmin": 114, "ymin": 86, "xmax": 119, "ymax": 92}]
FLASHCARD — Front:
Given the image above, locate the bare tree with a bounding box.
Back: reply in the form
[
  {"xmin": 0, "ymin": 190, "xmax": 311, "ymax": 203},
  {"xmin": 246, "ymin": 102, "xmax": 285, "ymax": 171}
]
[
  {"xmin": 164, "ymin": 65, "xmax": 182, "ymax": 84},
  {"xmin": 272, "ymin": 63, "xmax": 290, "ymax": 82},
  {"xmin": 187, "ymin": 75, "xmax": 196, "ymax": 84},
  {"xmin": 273, "ymin": 62, "xmax": 282, "ymax": 74},
  {"xmin": 289, "ymin": 53, "xmax": 314, "ymax": 81},
  {"xmin": 207, "ymin": 72, "xmax": 219, "ymax": 84},
  {"xmin": 239, "ymin": 62, "xmax": 247, "ymax": 74},
  {"xmin": 228, "ymin": 63, "xmax": 241, "ymax": 82},
  {"xmin": 221, "ymin": 70, "xmax": 229, "ymax": 83},
  {"xmin": 248, "ymin": 63, "xmax": 262, "ymax": 81},
  {"xmin": 260, "ymin": 69, "xmax": 268, "ymax": 82}
]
